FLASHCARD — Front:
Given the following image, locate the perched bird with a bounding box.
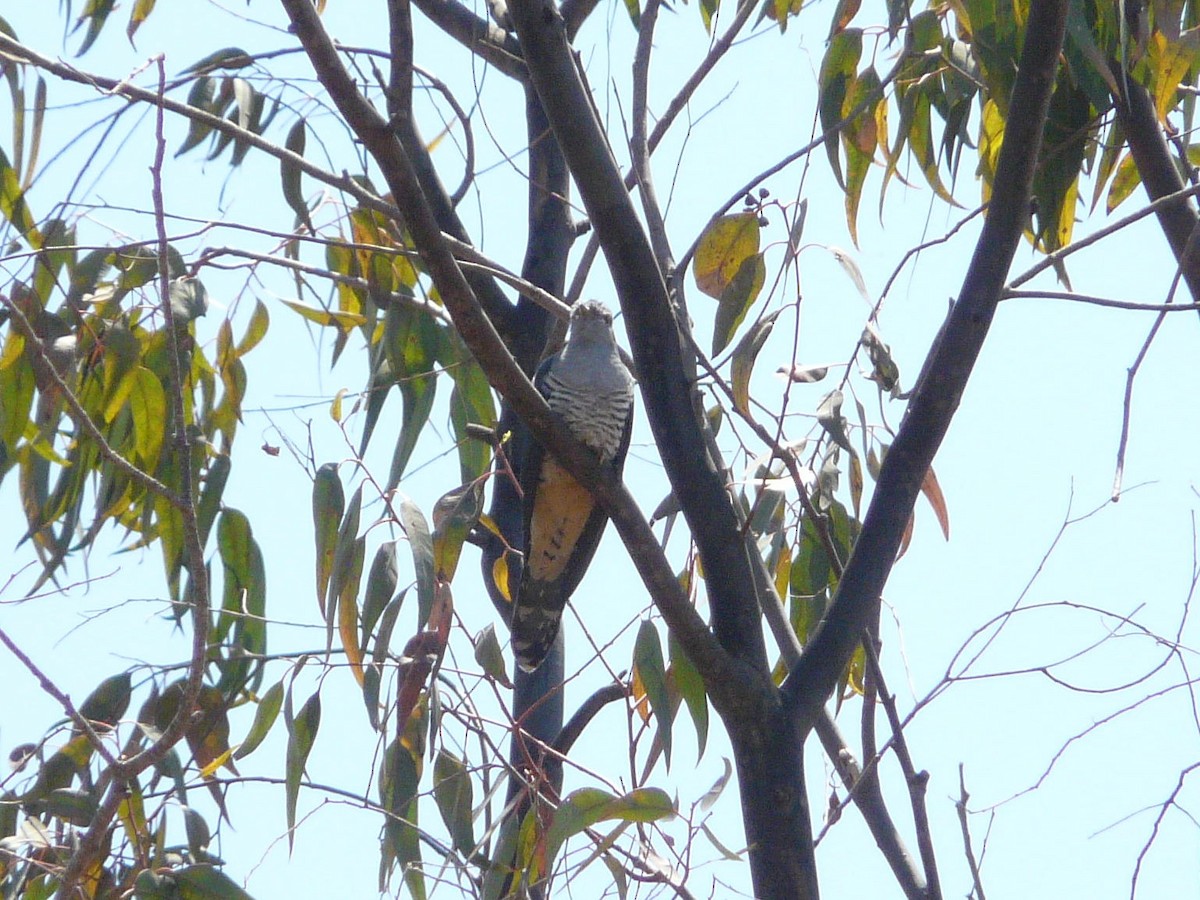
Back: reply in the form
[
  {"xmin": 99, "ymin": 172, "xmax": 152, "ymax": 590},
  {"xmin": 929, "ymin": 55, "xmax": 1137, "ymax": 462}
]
[{"xmin": 511, "ymin": 300, "xmax": 634, "ymax": 672}]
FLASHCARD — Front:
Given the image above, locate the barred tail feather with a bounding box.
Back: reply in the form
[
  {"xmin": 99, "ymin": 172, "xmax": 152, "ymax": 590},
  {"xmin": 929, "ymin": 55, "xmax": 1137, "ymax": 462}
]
[{"xmin": 511, "ymin": 578, "xmax": 567, "ymax": 673}]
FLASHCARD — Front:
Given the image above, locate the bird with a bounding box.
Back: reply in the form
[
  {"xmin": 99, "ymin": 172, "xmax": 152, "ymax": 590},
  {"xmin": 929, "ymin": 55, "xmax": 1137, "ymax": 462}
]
[{"xmin": 511, "ymin": 300, "xmax": 634, "ymax": 672}]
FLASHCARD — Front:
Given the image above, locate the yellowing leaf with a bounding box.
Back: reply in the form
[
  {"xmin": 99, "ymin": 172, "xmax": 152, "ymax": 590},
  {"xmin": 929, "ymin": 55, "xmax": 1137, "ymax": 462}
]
[
  {"xmin": 282, "ymin": 299, "xmax": 366, "ymax": 331},
  {"xmin": 693, "ymin": 213, "xmax": 761, "ymax": 299}
]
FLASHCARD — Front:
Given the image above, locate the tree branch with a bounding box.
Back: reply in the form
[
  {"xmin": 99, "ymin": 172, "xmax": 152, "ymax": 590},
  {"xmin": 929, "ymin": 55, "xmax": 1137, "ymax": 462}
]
[
  {"xmin": 408, "ymin": 0, "xmax": 527, "ymax": 80},
  {"xmin": 1111, "ymin": 64, "xmax": 1200, "ymax": 303}
]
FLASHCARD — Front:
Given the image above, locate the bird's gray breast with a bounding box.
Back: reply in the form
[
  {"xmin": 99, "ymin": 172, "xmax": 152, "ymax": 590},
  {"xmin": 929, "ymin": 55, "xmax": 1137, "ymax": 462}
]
[{"xmin": 544, "ymin": 350, "xmax": 632, "ymax": 462}]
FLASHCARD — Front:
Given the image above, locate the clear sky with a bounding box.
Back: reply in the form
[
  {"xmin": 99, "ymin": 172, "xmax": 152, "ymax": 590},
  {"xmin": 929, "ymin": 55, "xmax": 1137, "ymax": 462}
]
[{"xmin": 1, "ymin": 2, "xmax": 1198, "ymax": 898}]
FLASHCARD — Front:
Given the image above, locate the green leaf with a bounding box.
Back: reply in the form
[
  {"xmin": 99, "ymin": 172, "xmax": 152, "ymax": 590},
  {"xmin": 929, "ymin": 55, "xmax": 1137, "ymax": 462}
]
[
  {"xmin": 0, "ymin": 146, "xmax": 38, "ymax": 243},
  {"xmin": 326, "ymin": 484, "xmax": 363, "ymax": 649},
  {"xmin": 234, "ymin": 680, "xmax": 284, "ymax": 761},
  {"xmin": 77, "ymin": 672, "xmax": 132, "ymax": 732},
  {"xmin": 817, "ymin": 29, "xmax": 862, "ymax": 187},
  {"xmin": 173, "ymin": 864, "xmax": 255, "ymax": 899},
  {"xmin": 281, "ymin": 118, "xmax": 314, "ymax": 234},
  {"xmin": 42, "ymin": 787, "xmax": 97, "ymax": 826},
  {"xmin": 712, "ymin": 253, "xmax": 766, "ymax": 356},
  {"xmin": 473, "ymin": 624, "xmax": 513, "ymax": 689},
  {"xmin": 379, "ymin": 737, "xmax": 425, "ymax": 898},
  {"xmin": 311, "ymin": 462, "xmax": 344, "ymax": 616},
  {"xmin": 431, "ymin": 481, "xmax": 484, "ymax": 583},
  {"xmin": 622, "ymin": 0, "xmax": 641, "ymax": 29},
  {"xmin": 433, "ymin": 749, "xmax": 475, "ymax": 856},
  {"xmin": 669, "ymin": 631, "xmax": 708, "ymax": 758},
  {"xmin": 285, "ymin": 691, "xmax": 321, "ymax": 850},
  {"xmin": 169, "ymin": 276, "xmax": 209, "ymax": 323},
  {"xmin": 361, "ymin": 541, "xmax": 398, "ymax": 653},
  {"xmin": 398, "ymin": 495, "xmax": 436, "ymax": 627},
  {"xmin": 448, "ymin": 356, "xmax": 496, "ymax": 483},
  {"xmin": 281, "ymin": 299, "xmax": 366, "ymax": 331},
  {"xmin": 126, "ymin": 0, "xmax": 157, "ymax": 43},
  {"xmin": 372, "ymin": 590, "xmax": 407, "ymax": 669},
  {"xmin": 633, "ymin": 620, "xmax": 672, "ymax": 766},
  {"xmin": 338, "ymin": 536, "xmax": 367, "ymax": 685},
  {"xmin": 387, "ymin": 376, "xmax": 436, "ymax": 489},
  {"xmin": 816, "ymin": 389, "xmax": 852, "ymax": 452},
  {"xmin": 128, "ymin": 367, "xmax": 166, "ymax": 468},
  {"xmin": 542, "ymin": 787, "xmax": 674, "ymax": 878},
  {"xmin": 841, "ymin": 66, "xmax": 881, "ymax": 244},
  {"xmin": 182, "ymin": 47, "xmax": 254, "ymax": 75},
  {"xmin": 235, "ymin": 299, "xmax": 270, "ymax": 357},
  {"xmin": 730, "ymin": 309, "xmax": 780, "ymax": 415}
]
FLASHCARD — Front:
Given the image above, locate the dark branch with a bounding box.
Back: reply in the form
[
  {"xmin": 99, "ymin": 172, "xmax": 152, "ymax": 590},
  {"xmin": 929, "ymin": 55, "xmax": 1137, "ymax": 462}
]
[
  {"xmin": 409, "ymin": 0, "xmax": 527, "ymax": 80},
  {"xmin": 1111, "ymin": 65, "xmax": 1200, "ymax": 304}
]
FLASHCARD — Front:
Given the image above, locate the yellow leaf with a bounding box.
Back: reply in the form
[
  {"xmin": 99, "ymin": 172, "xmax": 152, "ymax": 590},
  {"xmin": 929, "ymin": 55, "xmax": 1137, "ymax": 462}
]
[
  {"xmin": 341, "ymin": 588, "xmax": 365, "ymax": 686},
  {"xmin": 693, "ymin": 213, "xmax": 761, "ymax": 299},
  {"xmin": 199, "ymin": 747, "xmax": 235, "ymax": 779}
]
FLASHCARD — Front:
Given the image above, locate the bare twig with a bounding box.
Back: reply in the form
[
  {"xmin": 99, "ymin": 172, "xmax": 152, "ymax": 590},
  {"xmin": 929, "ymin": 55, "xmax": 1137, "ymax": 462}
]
[
  {"xmin": 957, "ymin": 765, "xmax": 987, "ymax": 900},
  {"xmin": 0, "ymin": 627, "xmax": 120, "ymax": 769},
  {"xmin": 863, "ymin": 639, "xmax": 942, "ymax": 900},
  {"xmin": 1112, "ymin": 272, "xmax": 1179, "ymax": 499},
  {"xmin": 1004, "ymin": 289, "xmax": 1199, "ymax": 312}
]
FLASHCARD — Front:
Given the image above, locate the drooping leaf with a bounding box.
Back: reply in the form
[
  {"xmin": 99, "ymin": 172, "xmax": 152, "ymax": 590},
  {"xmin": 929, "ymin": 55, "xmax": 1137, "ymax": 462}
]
[
  {"xmin": 633, "ymin": 620, "xmax": 673, "ymax": 766},
  {"xmin": 712, "ymin": 253, "xmax": 766, "ymax": 356},
  {"xmin": 730, "ymin": 309, "xmax": 780, "ymax": 416},
  {"xmin": 234, "ymin": 680, "xmax": 284, "ymax": 761},
  {"xmin": 281, "ymin": 118, "xmax": 314, "ymax": 234},
  {"xmin": 338, "ymin": 536, "xmax": 367, "ymax": 685},
  {"xmin": 311, "ymin": 463, "xmax": 344, "ymax": 616},
  {"xmin": 541, "ymin": 787, "xmax": 674, "ymax": 880},
  {"xmin": 817, "ymin": 29, "xmax": 863, "ymax": 187},
  {"xmin": 669, "ymin": 632, "xmax": 708, "ymax": 758},
  {"xmin": 473, "ymin": 623, "xmax": 513, "ymax": 688},
  {"xmin": 77, "ymin": 672, "xmax": 133, "ymax": 733},
  {"xmin": 325, "ymin": 484, "xmax": 363, "ymax": 650},
  {"xmin": 125, "ymin": 0, "xmax": 156, "ymax": 43},
  {"xmin": 285, "ymin": 691, "xmax": 321, "ymax": 850},
  {"xmin": 433, "ymin": 749, "xmax": 475, "ymax": 856},
  {"xmin": 920, "ymin": 465, "xmax": 950, "ymax": 539},
  {"xmin": 398, "ymin": 495, "xmax": 436, "ymax": 627},
  {"xmin": 431, "ymin": 481, "xmax": 484, "ymax": 583},
  {"xmin": 361, "ymin": 541, "xmax": 398, "ymax": 652}
]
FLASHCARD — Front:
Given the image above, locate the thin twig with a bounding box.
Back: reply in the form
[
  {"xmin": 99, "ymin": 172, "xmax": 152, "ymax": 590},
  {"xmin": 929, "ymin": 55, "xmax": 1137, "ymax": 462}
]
[
  {"xmin": 1004, "ymin": 288, "xmax": 1199, "ymax": 312},
  {"xmin": 863, "ymin": 638, "xmax": 942, "ymax": 900},
  {"xmin": 1112, "ymin": 272, "xmax": 1179, "ymax": 499},
  {"xmin": 0, "ymin": 627, "xmax": 120, "ymax": 769},
  {"xmin": 956, "ymin": 765, "xmax": 987, "ymax": 900}
]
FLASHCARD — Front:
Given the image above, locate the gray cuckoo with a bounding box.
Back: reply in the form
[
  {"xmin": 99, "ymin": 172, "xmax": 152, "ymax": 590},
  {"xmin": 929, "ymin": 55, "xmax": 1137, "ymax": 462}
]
[{"xmin": 512, "ymin": 300, "xmax": 634, "ymax": 672}]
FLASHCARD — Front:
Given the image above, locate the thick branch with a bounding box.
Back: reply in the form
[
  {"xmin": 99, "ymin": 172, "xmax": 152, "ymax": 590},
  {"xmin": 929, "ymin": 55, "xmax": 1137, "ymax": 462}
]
[
  {"xmin": 408, "ymin": 0, "xmax": 527, "ymax": 80},
  {"xmin": 1111, "ymin": 67, "xmax": 1200, "ymax": 303},
  {"xmin": 782, "ymin": 0, "xmax": 1070, "ymax": 730}
]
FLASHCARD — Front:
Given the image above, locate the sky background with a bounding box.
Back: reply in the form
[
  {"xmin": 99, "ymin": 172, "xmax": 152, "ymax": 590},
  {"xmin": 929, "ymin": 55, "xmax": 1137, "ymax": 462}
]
[{"xmin": 1, "ymin": 1, "xmax": 1199, "ymax": 898}]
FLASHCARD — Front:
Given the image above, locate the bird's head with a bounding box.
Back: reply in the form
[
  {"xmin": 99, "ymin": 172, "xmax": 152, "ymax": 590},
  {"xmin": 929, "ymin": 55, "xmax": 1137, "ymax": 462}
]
[{"xmin": 568, "ymin": 300, "xmax": 616, "ymax": 347}]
